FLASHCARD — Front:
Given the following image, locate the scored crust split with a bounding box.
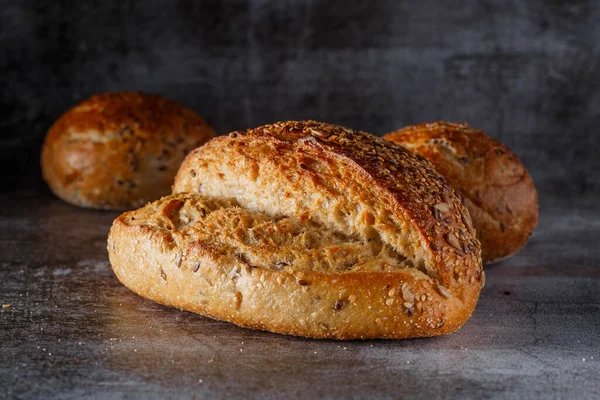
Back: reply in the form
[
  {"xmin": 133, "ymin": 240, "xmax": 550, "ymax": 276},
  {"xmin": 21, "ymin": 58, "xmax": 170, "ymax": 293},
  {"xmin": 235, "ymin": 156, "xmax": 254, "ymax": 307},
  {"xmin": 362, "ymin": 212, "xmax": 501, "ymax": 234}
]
[{"xmin": 108, "ymin": 121, "xmax": 484, "ymax": 339}]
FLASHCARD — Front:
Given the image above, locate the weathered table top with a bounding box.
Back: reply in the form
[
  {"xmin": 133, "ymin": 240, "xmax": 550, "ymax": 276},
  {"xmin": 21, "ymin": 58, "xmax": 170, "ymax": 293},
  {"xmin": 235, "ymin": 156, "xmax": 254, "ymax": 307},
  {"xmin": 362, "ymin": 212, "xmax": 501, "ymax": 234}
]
[{"xmin": 1, "ymin": 189, "xmax": 599, "ymax": 399}]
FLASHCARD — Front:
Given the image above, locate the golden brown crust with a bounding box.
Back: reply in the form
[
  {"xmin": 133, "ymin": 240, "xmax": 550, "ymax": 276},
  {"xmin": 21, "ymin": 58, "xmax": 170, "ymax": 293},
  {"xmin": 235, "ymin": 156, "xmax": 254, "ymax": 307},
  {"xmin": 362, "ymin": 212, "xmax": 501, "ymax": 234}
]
[
  {"xmin": 109, "ymin": 120, "xmax": 483, "ymax": 339},
  {"xmin": 41, "ymin": 91, "xmax": 214, "ymax": 209},
  {"xmin": 384, "ymin": 121, "xmax": 538, "ymax": 263}
]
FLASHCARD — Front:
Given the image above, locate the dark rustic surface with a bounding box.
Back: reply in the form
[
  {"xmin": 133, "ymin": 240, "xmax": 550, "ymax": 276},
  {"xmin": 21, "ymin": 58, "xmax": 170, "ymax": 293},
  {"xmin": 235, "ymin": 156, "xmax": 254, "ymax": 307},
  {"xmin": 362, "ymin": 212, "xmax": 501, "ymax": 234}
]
[
  {"xmin": 1, "ymin": 1, "xmax": 599, "ymax": 399},
  {"xmin": 1, "ymin": 189, "xmax": 599, "ymax": 399}
]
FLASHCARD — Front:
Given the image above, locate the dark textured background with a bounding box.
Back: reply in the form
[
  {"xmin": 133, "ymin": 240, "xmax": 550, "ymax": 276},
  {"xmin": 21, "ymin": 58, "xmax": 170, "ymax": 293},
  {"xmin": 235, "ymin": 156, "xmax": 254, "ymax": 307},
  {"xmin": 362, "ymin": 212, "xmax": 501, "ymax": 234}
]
[{"xmin": 1, "ymin": 0, "xmax": 599, "ymax": 202}]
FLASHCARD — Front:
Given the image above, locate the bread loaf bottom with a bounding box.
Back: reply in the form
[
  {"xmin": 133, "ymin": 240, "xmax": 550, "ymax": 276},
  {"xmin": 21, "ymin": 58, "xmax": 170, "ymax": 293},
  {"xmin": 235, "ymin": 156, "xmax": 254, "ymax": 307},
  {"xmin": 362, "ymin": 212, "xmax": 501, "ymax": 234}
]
[{"xmin": 109, "ymin": 193, "xmax": 478, "ymax": 339}]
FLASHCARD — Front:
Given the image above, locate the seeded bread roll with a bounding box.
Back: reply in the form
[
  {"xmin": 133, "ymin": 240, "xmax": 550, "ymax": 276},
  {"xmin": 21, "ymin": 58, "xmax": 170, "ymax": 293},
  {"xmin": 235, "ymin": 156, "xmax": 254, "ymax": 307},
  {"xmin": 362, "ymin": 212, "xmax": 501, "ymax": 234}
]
[
  {"xmin": 108, "ymin": 121, "xmax": 483, "ymax": 339},
  {"xmin": 41, "ymin": 91, "xmax": 214, "ymax": 210},
  {"xmin": 384, "ymin": 122, "xmax": 538, "ymax": 263}
]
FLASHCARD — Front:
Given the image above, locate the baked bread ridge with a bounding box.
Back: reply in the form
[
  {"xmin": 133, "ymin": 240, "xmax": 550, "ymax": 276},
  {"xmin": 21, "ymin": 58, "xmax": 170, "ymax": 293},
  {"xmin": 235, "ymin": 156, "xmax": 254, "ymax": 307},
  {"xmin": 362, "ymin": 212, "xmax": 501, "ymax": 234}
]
[
  {"xmin": 41, "ymin": 91, "xmax": 214, "ymax": 210},
  {"xmin": 99, "ymin": 119, "xmax": 485, "ymax": 339},
  {"xmin": 384, "ymin": 121, "xmax": 538, "ymax": 263},
  {"xmin": 173, "ymin": 121, "xmax": 482, "ymax": 284}
]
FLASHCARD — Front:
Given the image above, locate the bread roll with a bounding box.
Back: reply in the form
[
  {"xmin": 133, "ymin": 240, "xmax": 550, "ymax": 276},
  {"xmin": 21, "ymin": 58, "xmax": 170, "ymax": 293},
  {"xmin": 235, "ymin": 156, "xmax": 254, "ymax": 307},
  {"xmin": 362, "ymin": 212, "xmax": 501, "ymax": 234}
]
[
  {"xmin": 108, "ymin": 121, "xmax": 483, "ymax": 339},
  {"xmin": 41, "ymin": 91, "xmax": 214, "ymax": 209},
  {"xmin": 384, "ymin": 121, "xmax": 538, "ymax": 263}
]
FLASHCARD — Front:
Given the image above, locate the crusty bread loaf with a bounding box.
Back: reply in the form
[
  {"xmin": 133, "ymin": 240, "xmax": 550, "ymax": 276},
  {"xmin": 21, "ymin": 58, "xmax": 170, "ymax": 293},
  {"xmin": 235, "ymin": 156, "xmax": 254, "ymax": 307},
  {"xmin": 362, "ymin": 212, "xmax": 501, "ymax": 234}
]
[
  {"xmin": 108, "ymin": 120, "xmax": 483, "ymax": 339},
  {"xmin": 41, "ymin": 91, "xmax": 214, "ymax": 210},
  {"xmin": 384, "ymin": 122, "xmax": 538, "ymax": 263}
]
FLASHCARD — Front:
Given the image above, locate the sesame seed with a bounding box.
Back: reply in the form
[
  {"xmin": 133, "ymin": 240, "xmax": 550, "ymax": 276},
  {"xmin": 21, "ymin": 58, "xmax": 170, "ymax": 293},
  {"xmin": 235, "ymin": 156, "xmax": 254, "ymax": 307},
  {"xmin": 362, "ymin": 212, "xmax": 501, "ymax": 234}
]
[
  {"xmin": 402, "ymin": 285, "xmax": 415, "ymax": 303},
  {"xmin": 445, "ymin": 232, "xmax": 461, "ymax": 250},
  {"xmin": 174, "ymin": 252, "xmax": 183, "ymax": 269},
  {"xmin": 436, "ymin": 284, "xmax": 452, "ymax": 299},
  {"xmin": 434, "ymin": 202, "xmax": 450, "ymax": 212}
]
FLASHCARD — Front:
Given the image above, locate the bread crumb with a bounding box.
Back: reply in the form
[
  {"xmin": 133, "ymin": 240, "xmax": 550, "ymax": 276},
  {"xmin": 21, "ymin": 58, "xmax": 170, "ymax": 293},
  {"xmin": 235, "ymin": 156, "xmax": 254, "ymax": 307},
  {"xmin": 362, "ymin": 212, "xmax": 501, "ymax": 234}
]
[{"xmin": 2, "ymin": 304, "xmax": 11, "ymax": 309}]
